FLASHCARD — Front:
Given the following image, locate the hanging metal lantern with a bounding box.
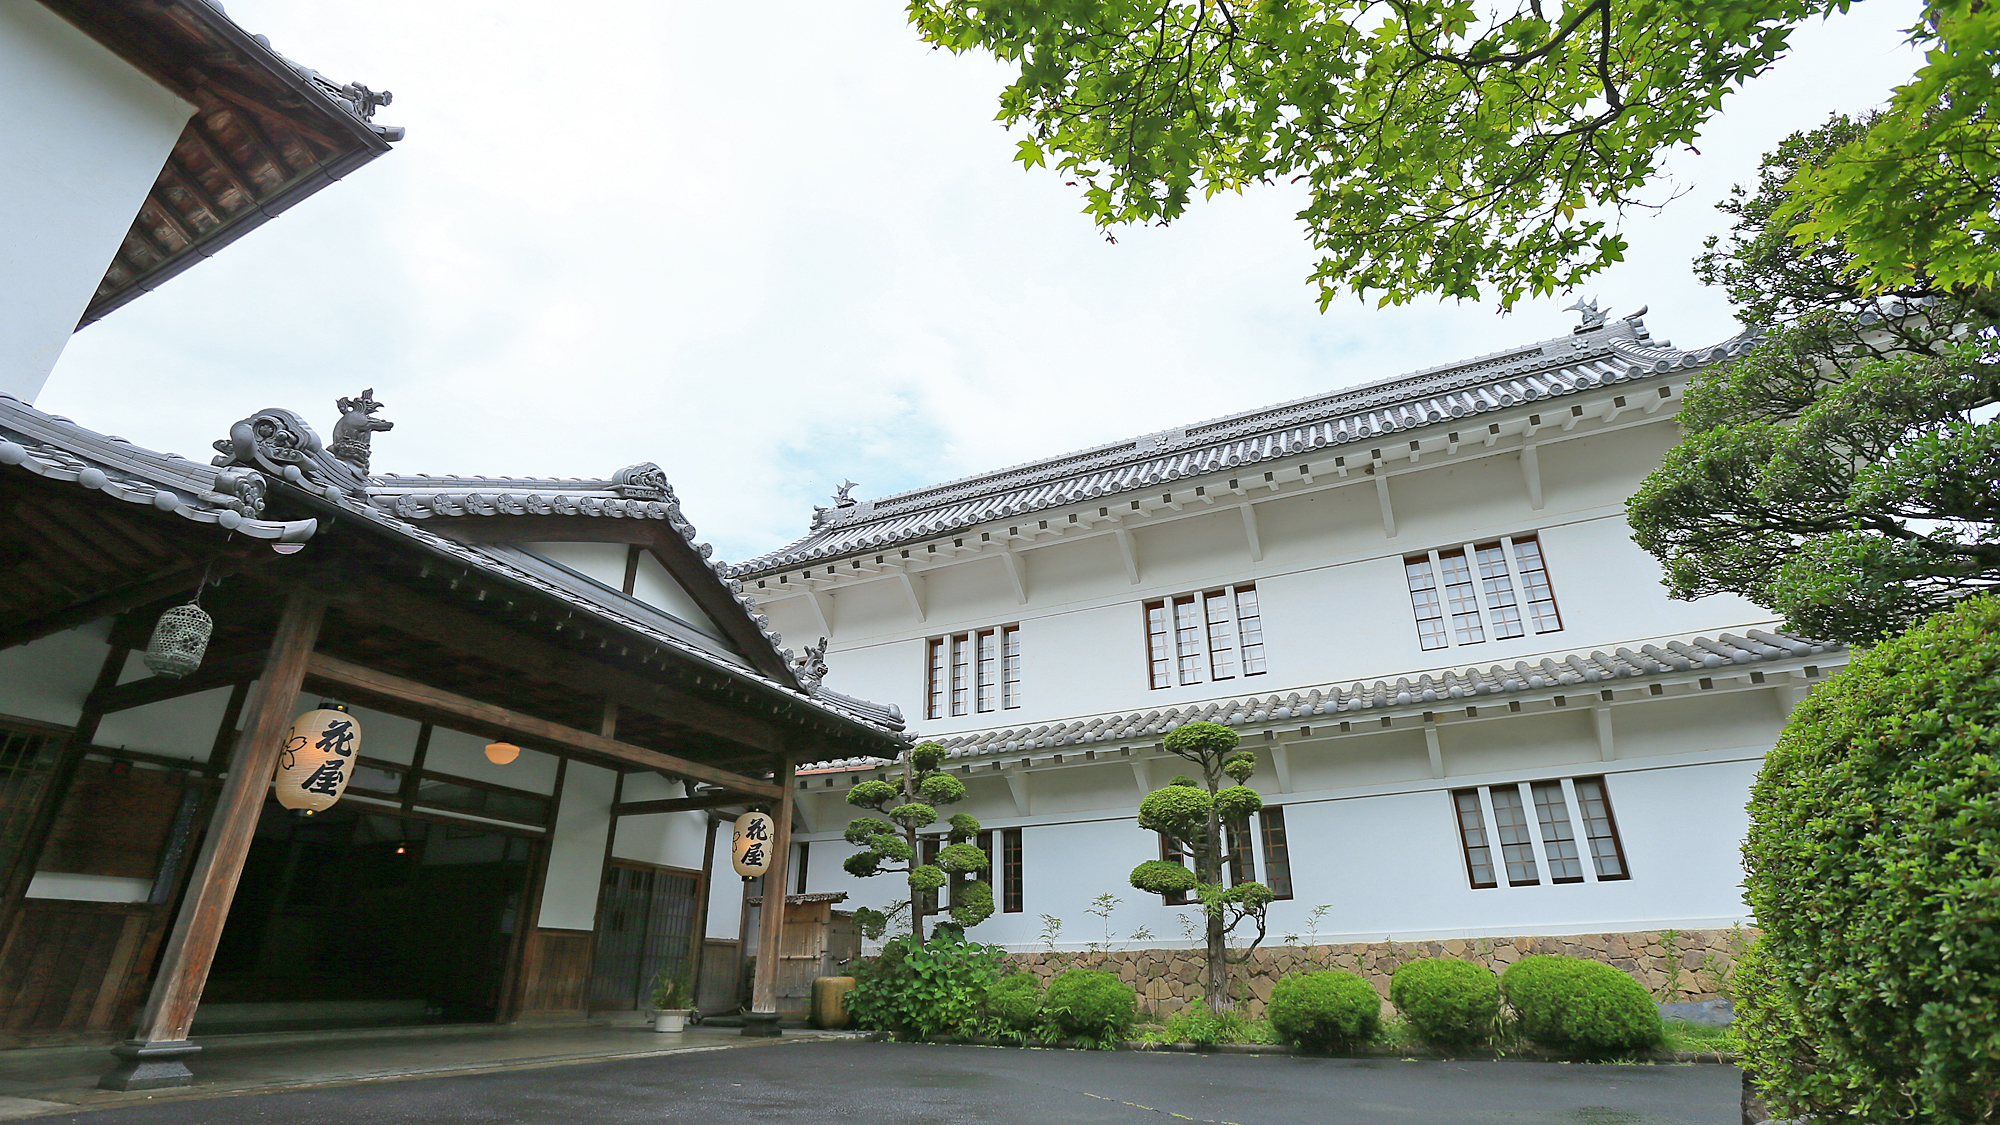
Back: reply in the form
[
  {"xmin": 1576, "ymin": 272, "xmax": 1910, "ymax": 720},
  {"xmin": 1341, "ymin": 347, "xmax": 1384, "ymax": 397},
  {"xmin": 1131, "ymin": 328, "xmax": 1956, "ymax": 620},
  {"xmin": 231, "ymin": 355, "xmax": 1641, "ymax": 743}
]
[
  {"xmin": 142, "ymin": 603, "xmax": 212, "ymax": 679},
  {"xmin": 732, "ymin": 811, "xmax": 775, "ymax": 878},
  {"xmin": 274, "ymin": 704, "xmax": 361, "ymax": 812}
]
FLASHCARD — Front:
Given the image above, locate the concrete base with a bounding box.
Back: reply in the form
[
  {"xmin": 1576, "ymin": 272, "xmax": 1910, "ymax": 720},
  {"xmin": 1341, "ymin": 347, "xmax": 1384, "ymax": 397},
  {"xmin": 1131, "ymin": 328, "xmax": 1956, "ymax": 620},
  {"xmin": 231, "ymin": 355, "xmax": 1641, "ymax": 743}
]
[
  {"xmin": 98, "ymin": 1039, "xmax": 200, "ymax": 1091},
  {"xmin": 739, "ymin": 1012, "xmax": 782, "ymax": 1038}
]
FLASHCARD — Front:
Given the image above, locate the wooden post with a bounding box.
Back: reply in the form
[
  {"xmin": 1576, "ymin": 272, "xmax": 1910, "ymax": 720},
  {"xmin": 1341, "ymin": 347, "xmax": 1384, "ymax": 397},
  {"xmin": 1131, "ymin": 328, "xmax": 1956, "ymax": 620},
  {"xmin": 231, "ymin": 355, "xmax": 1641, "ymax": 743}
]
[
  {"xmin": 100, "ymin": 592, "xmax": 325, "ymax": 1091},
  {"xmin": 742, "ymin": 756, "xmax": 794, "ymax": 1036},
  {"xmin": 687, "ymin": 812, "xmax": 719, "ymax": 1010}
]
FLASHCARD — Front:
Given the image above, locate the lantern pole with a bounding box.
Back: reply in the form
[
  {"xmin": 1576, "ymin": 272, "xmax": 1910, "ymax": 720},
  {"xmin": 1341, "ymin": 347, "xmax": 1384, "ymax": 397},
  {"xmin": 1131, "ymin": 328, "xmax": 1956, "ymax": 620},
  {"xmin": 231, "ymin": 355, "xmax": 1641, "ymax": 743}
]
[
  {"xmin": 743, "ymin": 755, "xmax": 795, "ymax": 1036},
  {"xmin": 100, "ymin": 591, "xmax": 327, "ymax": 1091}
]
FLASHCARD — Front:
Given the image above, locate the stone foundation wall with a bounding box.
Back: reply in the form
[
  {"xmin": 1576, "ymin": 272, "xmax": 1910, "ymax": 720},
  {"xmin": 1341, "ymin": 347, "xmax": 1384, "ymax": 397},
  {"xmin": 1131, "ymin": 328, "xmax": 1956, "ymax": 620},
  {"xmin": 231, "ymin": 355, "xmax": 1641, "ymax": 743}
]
[{"xmin": 1005, "ymin": 928, "xmax": 1751, "ymax": 1020}]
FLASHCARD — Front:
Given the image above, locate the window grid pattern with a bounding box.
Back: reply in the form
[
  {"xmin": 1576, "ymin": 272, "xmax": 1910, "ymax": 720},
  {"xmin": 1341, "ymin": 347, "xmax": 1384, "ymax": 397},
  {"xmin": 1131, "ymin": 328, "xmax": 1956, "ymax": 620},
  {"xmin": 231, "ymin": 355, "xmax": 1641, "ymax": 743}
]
[
  {"xmin": 1406, "ymin": 558, "xmax": 1448, "ymax": 650},
  {"xmin": 925, "ymin": 627, "xmax": 1021, "ymax": 719},
  {"xmin": 1144, "ymin": 585, "xmax": 1267, "ymax": 689},
  {"xmin": 1531, "ymin": 781, "xmax": 1584, "ymax": 882},
  {"xmin": 1476, "ymin": 543, "xmax": 1525, "ymax": 639},
  {"xmin": 1001, "ymin": 828, "xmax": 1023, "ymax": 912},
  {"xmin": 1439, "ymin": 548, "xmax": 1486, "ymax": 644},
  {"xmin": 916, "ymin": 837, "xmax": 941, "ymax": 918},
  {"xmin": 1573, "ymin": 777, "xmax": 1629, "ymax": 879},
  {"xmin": 1226, "ymin": 820, "xmax": 1255, "ymax": 886},
  {"xmin": 1258, "ymin": 807, "xmax": 1293, "ymax": 899},
  {"xmin": 1514, "ymin": 536, "xmax": 1563, "ymax": 633},
  {"xmin": 1452, "ymin": 790, "xmax": 1497, "ymax": 888},
  {"xmin": 1489, "ymin": 786, "xmax": 1540, "ymax": 886}
]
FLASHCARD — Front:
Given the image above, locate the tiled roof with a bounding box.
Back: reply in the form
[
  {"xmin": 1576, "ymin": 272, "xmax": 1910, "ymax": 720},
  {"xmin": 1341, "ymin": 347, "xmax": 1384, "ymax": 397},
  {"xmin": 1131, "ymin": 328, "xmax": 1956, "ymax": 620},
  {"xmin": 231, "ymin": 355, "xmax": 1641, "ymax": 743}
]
[
  {"xmin": 800, "ymin": 628, "xmax": 1838, "ymax": 772},
  {"xmin": 0, "ymin": 393, "xmax": 317, "ymax": 545},
  {"xmin": 732, "ymin": 314, "xmax": 1759, "ymax": 577}
]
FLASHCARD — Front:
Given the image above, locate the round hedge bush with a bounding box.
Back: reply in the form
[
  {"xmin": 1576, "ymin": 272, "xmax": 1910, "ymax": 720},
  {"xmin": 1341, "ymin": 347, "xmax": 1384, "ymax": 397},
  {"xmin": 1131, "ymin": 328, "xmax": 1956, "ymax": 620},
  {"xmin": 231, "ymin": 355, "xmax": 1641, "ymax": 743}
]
[
  {"xmin": 1390, "ymin": 958, "xmax": 1499, "ymax": 1046},
  {"xmin": 919, "ymin": 773, "xmax": 967, "ymax": 805},
  {"xmin": 985, "ymin": 972, "xmax": 1042, "ymax": 1033},
  {"xmin": 1267, "ymin": 971, "xmax": 1380, "ymax": 1050},
  {"xmin": 1738, "ymin": 596, "xmax": 2000, "ymax": 1124},
  {"xmin": 1043, "ymin": 969, "xmax": 1137, "ymax": 1041},
  {"xmin": 1501, "ymin": 957, "xmax": 1660, "ymax": 1054}
]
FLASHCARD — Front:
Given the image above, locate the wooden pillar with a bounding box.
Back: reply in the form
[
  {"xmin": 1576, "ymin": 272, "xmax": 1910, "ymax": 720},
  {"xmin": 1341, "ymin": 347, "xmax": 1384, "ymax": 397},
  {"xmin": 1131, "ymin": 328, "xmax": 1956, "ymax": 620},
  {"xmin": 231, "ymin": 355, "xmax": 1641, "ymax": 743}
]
[
  {"xmin": 100, "ymin": 592, "xmax": 325, "ymax": 1091},
  {"xmin": 687, "ymin": 812, "xmax": 719, "ymax": 1008},
  {"xmin": 743, "ymin": 756, "xmax": 794, "ymax": 1035}
]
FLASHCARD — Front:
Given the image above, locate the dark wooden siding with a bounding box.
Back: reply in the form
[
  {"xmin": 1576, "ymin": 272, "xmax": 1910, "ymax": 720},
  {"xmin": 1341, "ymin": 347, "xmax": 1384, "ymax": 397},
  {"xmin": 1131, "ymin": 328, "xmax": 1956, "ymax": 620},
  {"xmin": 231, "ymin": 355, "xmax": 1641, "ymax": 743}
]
[{"xmin": 518, "ymin": 929, "xmax": 593, "ymax": 1014}]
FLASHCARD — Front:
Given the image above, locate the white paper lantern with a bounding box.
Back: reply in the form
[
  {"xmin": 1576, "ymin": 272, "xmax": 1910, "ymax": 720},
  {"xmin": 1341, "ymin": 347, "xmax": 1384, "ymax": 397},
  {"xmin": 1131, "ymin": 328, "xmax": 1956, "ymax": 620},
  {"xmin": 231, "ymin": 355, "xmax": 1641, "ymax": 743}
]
[
  {"xmin": 274, "ymin": 706, "xmax": 361, "ymax": 812},
  {"xmin": 732, "ymin": 811, "xmax": 775, "ymax": 878}
]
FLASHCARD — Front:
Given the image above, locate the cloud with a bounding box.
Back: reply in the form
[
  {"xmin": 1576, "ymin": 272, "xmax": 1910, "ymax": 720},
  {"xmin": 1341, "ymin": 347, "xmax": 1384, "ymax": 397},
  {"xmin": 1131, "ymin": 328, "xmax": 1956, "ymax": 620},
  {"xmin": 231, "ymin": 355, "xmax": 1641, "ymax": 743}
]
[{"xmin": 40, "ymin": 0, "xmax": 1926, "ymax": 562}]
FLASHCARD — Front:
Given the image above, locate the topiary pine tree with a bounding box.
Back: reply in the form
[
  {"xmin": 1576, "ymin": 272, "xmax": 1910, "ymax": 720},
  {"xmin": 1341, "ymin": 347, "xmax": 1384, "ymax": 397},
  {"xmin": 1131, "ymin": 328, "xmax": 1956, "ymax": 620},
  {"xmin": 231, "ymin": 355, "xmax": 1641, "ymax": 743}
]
[
  {"xmin": 842, "ymin": 740, "xmax": 993, "ymax": 942},
  {"xmin": 1127, "ymin": 721, "xmax": 1274, "ymax": 1010}
]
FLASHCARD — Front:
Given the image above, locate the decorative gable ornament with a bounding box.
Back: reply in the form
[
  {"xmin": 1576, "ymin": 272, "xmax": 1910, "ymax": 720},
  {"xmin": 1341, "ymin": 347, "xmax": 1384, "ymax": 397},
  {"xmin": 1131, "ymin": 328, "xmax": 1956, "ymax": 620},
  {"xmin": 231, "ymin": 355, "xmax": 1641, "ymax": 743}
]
[
  {"xmin": 274, "ymin": 705, "xmax": 361, "ymax": 812},
  {"xmin": 732, "ymin": 811, "xmax": 776, "ymax": 878}
]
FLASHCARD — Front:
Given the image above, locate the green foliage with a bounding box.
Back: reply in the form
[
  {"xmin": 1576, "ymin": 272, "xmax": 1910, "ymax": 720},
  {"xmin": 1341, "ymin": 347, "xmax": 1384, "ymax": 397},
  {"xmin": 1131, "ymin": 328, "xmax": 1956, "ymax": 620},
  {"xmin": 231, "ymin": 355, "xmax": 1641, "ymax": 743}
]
[
  {"xmin": 846, "ymin": 779, "xmax": 897, "ymax": 809},
  {"xmin": 1390, "ymin": 959, "xmax": 1501, "ymax": 1047},
  {"xmin": 843, "ymin": 817, "xmax": 895, "ymax": 845},
  {"xmin": 1198, "ymin": 880, "xmax": 1275, "ymax": 920},
  {"xmin": 1042, "ymin": 969, "xmax": 1137, "ymax": 1045},
  {"xmin": 911, "ymin": 741, "xmax": 947, "ymax": 772},
  {"xmin": 908, "ymin": 0, "xmax": 1839, "ymax": 310},
  {"xmin": 1267, "ymin": 971, "xmax": 1382, "ymax": 1051},
  {"xmin": 984, "ymin": 972, "xmax": 1043, "ymax": 1034},
  {"xmin": 907, "ymin": 864, "xmax": 947, "ymax": 892},
  {"xmin": 1501, "ymin": 957, "xmax": 1662, "ymax": 1054},
  {"xmin": 1736, "ymin": 597, "xmax": 2000, "ymax": 1123},
  {"xmin": 948, "ymin": 878, "xmax": 995, "ymax": 928},
  {"xmin": 842, "ymin": 851, "xmax": 881, "ymax": 878},
  {"xmin": 650, "ymin": 964, "xmax": 691, "ymax": 1010},
  {"xmin": 919, "ymin": 773, "xmax": 967, "ymax": 805},
  {"xmin": 1166, "ymin": 775, "xmax": 1199, "ymax": 788},
  {"xmin": 1162, "ymin": 721, "xmax": 1239, "ymax": 758},
  {"xmin": 1137, "ymin": 784, "xmax": 1212, "ymax": 837},
  {"xmin": 846, "ymin": 931, "xmax": 1005, "ymax": 1040},
  {"xmin": 887, "ymin": 802, "xmax": 937, "ymax": 828},
  {"xmin": 935, "ymin": 842, "xmax": 987, "ymax": 874},
  {"xmin": 947, "ymin": 813, "xmax": 981, "ymax": 840},
  {"xmin": 1221, "ymin": 750, "xmax": 1257, "ymax": 782},
  {"xmin": 1213, "ymin": 784, "xmax": 1263, "ymax": 821},
  {"xmin": 1154, "ymin": 1001, "xmax": 1274, "ymax": 1047},
  {"xmin": 1128, "ymin": 859, "xmax": 1199, "ymax": 896}
]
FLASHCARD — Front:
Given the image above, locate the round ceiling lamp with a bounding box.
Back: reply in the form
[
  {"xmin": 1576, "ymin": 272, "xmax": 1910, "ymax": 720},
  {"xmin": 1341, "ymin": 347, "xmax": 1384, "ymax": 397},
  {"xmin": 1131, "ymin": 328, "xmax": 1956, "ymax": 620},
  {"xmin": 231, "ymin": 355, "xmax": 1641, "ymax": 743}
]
[{"xmin": 484, "ymin": 741, "xmax": 521, "ymax": 765}]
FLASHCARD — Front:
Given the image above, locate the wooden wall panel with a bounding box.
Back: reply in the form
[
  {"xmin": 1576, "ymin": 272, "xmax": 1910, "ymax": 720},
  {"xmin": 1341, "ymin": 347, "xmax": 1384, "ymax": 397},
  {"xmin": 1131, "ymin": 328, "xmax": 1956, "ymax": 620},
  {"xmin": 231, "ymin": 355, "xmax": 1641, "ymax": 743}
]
[
  {"xmin": 40, "ymin": 761, "xmax": 184, "ymax": 878},
  {"xmin": 695, "ymin": 938, "xmax": 740, "ymax": 1016},
  {"xmin": 518, "ymin": 928, "xmax": 593, "ymax": 1014},
  {"xmin": 0, "ymin": 901, "xmax": 153, "ymax": 1042}
]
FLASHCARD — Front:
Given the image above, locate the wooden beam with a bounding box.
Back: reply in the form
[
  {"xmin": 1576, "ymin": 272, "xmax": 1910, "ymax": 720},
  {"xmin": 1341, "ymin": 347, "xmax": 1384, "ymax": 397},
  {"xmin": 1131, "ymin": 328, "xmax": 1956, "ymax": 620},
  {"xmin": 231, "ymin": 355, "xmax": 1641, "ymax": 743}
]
[
  {"xmin": 92, "ymin": 650, "xmax": 266, "ymax": 715},
  {"xmin": 303, "ymin": 652, "xmax": 783, "ymax": 800},
  {"xmin": 329, "ymin": 581, "xmax": 784, "ymax": 755},
  {"xmin": 0, "ymin": 558, "xmax": 253, "ymax": 653},
  {"xmin": 749, "ymin": 757, "xmax": 796, "ymax": 1018},
  {"xmin": 613, "ymin": 791, "xmax": 757, "ymax": 817},
  {"xmin": 104, "ymin": 591, "xmax": 327, "ymax": 1090}
]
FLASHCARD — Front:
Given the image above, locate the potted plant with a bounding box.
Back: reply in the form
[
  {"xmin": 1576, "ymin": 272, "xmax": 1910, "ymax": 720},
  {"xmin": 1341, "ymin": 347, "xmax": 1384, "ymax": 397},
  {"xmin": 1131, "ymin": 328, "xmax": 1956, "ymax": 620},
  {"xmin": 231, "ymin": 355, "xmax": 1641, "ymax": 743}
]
[{"xmin": 651, "ymin": 967, "xmax": 694, "ymax": 1032}]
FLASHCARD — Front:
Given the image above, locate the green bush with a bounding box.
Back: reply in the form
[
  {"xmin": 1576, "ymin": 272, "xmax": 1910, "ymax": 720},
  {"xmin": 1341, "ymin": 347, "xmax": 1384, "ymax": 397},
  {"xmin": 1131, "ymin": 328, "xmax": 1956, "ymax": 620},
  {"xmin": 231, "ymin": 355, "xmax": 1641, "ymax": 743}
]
[
  {"xmin": 1738, "ymin": 596, "xmax": 2000, "ymax": 1124},
  {"xmin": 1043, "ymin": 969, "xmax": 1137, "ymax": 1044},
  {"xmin": 1390, "ymin": 958, "xmax": 1500, "ymax": 1046},
  {"xmin": 1267, "ymin": 971, "xmax": 1381, "ymax": 1050},
  {"xmin": 845, "ymin": 931, "xmax": 1004, "ymax": 1040},
  {"xmin": 1158, "ymin": 1001, "xmax": 1272, "ymax": 1046},
  {"xmin": 1502, "ymin": 957, "xmax": 1661, "ymax": 1054},
  {"xmin": 984, "ymin": 972, "xmax": 1042, "ymax": 1034}
]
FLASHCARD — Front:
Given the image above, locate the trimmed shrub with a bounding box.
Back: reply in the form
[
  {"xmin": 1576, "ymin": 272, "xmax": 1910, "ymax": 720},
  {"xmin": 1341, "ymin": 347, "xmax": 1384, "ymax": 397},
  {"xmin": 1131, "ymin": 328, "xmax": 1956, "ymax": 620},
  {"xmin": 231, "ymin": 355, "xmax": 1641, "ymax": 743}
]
[
  {"xmin": 1502, "ymin": 957, "xmax": 1661, "ymax": 1054},
  {"xmin": 846, "ymin": 931, "xmax": 1005, "ymax": 1040},
  {"xmin": 1738, "ymin": 596, "xmax": 2000, "ymax": 1124},
  {"xmin": 984, "ymin": 972, "xmax": 1042, "ymax": 1034},
  {"xmin": 1043, "ymin": 969, "xmax": 1137, "ymax": 1043},
  {"xmin": 1390, "ymin": 958, "xmax": 1500, "ymax": 1046},
  {"xmin": 1267, "ymin": 971, "xmax": 1380, "ymax": 1050}
]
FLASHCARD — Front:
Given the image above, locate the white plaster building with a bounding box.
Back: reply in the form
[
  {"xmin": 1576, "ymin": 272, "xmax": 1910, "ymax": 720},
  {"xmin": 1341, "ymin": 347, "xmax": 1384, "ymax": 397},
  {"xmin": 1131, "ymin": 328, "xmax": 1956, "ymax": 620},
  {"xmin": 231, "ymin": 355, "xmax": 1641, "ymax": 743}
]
[{"xmin": 733, "ymin": 307, "xmax": 1844, "ymax": 952}]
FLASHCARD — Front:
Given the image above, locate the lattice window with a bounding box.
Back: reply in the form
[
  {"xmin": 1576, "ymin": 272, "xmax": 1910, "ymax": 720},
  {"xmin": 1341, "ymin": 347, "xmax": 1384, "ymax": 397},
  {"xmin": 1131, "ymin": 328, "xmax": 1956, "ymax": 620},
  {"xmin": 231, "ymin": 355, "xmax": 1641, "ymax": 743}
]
[
  {"xmin": 1453, "ymin": 777, "xmax": 1628, "ymax": 889},
  {"xmin": 1531, "ymin": 781, "xmax": 1583, "ymax": 883},
  {"xmin": 1002, "ymin": 828, "xmax": 1024, "ymax": 912},
  {"xmin": 1513, "ymin": 535, "xmax": 1564, "ymax": 633},
  {"xmin": 1258, "ymin": 806, "xmax": 1292, "ymax": 900},
  {"xmin": 1407, "ymin": 535, "xmax": 1563, "ymax": 649},
  {"xmin": 1143, "ymin": 584, "xmax": 1267, "ymax": 689},
  {"xmin": 924, "ymin": 627, "xmax": 1022, "ymax": 719},
  {"xmin": 1452, "ymin": 789, "xmax": 1496, "ymax": 889},
  {"xmin": 1489, "ymin": 785, "xmax": 1540, "ymax": 886},
  {"xmin": 1573, "ymin": 776, "xmax": 1629, "ymax": 879}
]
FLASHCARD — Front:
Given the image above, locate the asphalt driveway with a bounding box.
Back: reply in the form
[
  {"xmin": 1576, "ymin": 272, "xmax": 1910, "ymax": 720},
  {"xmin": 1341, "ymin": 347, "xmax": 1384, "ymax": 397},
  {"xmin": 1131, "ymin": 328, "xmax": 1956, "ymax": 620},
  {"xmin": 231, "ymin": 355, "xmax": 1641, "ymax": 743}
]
[{"xmin": 46, "ymin": 1040, "xmax": 1741, "ymax": 1125}]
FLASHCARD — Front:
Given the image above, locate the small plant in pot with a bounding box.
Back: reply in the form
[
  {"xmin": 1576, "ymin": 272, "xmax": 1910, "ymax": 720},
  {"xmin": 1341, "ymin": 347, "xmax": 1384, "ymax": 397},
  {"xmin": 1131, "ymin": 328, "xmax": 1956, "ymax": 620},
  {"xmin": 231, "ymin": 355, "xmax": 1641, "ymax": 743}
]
[{"xmin": 651, "ymin": 967, "xmax": 695, "ymax": 1032}]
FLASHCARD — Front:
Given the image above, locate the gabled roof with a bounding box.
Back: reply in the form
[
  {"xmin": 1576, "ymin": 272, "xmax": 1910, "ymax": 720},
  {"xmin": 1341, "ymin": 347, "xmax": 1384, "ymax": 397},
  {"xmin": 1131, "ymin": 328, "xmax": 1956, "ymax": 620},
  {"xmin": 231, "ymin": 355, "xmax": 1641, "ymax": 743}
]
[
  {"xmin": 39, "ymin": 0, "xmax": 402, "ymax": 326},
  {"xmin": 0, "ymin": 390, "xmax": 907, "ymax": 747},
  {"xmin": 802, "ymin": 627, "xmax": 1841, "ymax": 772},
  {"xmin": 733, "ymin": 311, "xmax": 1759, "ymax": 577}
]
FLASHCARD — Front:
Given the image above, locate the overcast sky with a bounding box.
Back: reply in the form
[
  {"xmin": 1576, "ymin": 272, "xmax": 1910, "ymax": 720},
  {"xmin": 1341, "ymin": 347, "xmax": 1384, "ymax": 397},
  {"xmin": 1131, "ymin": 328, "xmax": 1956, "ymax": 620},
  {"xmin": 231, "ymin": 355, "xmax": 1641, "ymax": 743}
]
[{"xmin": 40, "ymin": 1, "xmax": 1924, "ymax": 563}]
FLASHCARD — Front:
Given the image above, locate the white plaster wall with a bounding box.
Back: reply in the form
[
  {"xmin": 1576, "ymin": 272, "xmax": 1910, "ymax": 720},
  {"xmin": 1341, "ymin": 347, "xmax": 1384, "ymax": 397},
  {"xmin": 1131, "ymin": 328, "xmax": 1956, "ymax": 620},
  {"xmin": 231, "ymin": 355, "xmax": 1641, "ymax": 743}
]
[
  {"xmin": 93, "ymin": 687, "xmax": 232, "ymax": 762},
  {"xmin": 707, "ymin": 819, "xmax": 745, "ymax": 939},
  {"xmin": 422, "ymin": 725, "xmax": 560, "ymax": 794},
  {"xmin": 25, "ymin": 872, "xmax": 152, "ymax": 903},
  {"xmin": 0, "ymin": 2, "xmax": 193, "ymax": 402},
  {"xmin": 538, "ymin": 761, "xmax": 615, "ymax": 929},
  {"xmin": 611, "ymin": 809, "xmax": 710, "ymax": 871},
  {"xmin": 523, "ymin": 542, "xmax": 628, "ymax": 589},
  {"xmin": 0, "ymin": 620, "xmax": 111, "ymax": 726},
  {"xmin": 629, "ymin": 550, "xmax": 723, "ymax": 638}
]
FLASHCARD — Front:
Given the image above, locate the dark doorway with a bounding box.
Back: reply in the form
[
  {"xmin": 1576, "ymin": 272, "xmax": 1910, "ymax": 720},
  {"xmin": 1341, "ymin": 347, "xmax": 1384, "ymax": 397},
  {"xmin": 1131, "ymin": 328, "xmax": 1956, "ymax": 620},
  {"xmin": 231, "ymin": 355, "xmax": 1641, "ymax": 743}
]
[
  {"xmin": 197, "ymin": 801, "xmax": 533, "ymax": 1033},
  {"xmin": 589, "ymin": 861, "xmax": 698, "ymax": 1012}
]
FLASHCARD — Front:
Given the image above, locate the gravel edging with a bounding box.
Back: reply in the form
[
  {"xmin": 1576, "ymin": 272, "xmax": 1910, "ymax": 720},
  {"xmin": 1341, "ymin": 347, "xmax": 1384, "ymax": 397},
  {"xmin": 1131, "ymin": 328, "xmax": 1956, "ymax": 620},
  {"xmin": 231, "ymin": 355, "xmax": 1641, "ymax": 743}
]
[{"xmin": 897, "ymin": 1033, "xmax": 1733, "ymax": 1065}]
